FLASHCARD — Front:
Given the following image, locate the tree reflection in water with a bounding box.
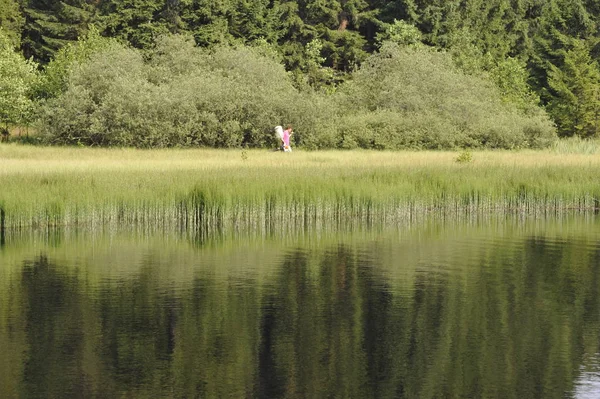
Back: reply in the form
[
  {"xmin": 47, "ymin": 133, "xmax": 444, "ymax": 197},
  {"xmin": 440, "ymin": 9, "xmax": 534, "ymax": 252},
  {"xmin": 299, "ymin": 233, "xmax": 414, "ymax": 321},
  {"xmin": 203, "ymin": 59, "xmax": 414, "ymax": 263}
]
[{"xmin": 1, "ymin": 224, "xmax": 600, "ymax": 398}]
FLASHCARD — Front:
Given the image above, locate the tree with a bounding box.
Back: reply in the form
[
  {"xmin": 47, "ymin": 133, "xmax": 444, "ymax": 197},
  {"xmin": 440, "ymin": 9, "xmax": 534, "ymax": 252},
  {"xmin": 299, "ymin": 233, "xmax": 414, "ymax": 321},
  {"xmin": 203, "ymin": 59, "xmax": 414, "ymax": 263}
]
[
  {"xmin": 96, "ymin": 0, "xmax": 172, "ymax": 49},
  {"xmin": 529, "ymin": 0, "xmax": 597, "ymax": 98},
  {"xmin": 20, "ymin": 0, "xmax": 94, "ymax": 63},
  {"xmin": 547, "ymin": 39, "xmax": 600, "ymax": 137},
  {"xmin": 375, "ymin": 19, "xmax": 422, "ymax": 47},
  {"xmin": 0, "ymin": 28, "xmax": 38, "ymax": 128},
  {"xmin": 334, "ymin": 42, "xmax": 555, "ymax": 149},
  {"xmin": 489, "ymin": 56, "xmax": 541, "ymax": 113},
  {"xmin": 0, "ymin": 0, "xmax": 24, "ymax": 47},
  {"xmin": 228, "ymin": 0, "xmax": 283, "ymax": 43},
  {"xmin": 303, "ymin": 38, "xmax": 335, "ymax": 90},
  {"xmin": 39, "ymin": 25, "xmax": 119, "ymax": 99}
]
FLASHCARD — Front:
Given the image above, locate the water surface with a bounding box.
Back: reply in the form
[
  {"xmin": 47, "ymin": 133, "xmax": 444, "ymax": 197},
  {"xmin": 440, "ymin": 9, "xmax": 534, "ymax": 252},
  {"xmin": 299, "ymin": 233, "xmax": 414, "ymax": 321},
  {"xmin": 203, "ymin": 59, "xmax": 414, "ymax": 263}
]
[{"xmin": 1, "ymin": 216, "xmax": 600, "ymax": 398}]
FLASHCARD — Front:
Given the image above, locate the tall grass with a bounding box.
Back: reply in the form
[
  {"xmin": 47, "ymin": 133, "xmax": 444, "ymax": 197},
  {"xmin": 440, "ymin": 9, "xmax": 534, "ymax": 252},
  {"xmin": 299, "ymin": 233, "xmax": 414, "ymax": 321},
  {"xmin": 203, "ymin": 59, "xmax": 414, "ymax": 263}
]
[
  {"xmin": 552, "ymin": 136, "xmax": 600, "ymax": 155},
  {"xmin": 1, "ymin": 144, "xmax": 600, "ymax": 231}
]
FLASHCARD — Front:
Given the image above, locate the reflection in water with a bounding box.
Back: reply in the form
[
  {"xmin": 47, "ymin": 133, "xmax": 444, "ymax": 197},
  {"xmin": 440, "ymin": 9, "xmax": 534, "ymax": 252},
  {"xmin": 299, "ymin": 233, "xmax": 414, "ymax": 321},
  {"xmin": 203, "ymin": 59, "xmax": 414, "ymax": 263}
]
[{"xmin": 1, "ymin": 218, "xmax": 600, "ymax": 398}]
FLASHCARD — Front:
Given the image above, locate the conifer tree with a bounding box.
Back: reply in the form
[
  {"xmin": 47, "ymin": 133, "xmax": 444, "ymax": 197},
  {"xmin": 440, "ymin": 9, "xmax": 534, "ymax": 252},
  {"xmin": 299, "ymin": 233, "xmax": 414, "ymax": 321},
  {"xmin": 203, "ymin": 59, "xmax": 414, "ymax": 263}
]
[
  {"xmin": 298, "ymin": 0, "xmax": 370, "ymax": 72},
  {"xmin": 95, "ymin": 0, "xmax": 169, "ymax": 49},
  {"xmin": 20, "ymin": 0, "xmax": 93, "ymax": 63},
  {"xmin": 229, "ymin": 0, "xmax": 282, "ymax": 43},
  {"xmin": 374, "ymin": 0, "xmax": 418, "ymax": 24},
  {"xmin": 547, "ymin": 39, "xmax": 600, "ymax": 137},
  {"xmin": 527, "ymin": 0, "xmax": 600, "ymax": 135}
]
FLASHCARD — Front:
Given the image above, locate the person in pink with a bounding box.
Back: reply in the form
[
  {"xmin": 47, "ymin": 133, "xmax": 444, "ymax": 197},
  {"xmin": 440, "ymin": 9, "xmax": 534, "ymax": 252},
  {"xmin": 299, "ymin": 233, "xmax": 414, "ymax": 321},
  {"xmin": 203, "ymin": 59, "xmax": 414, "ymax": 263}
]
[{"xmin": 282, "ymin": 124, "xmax": 293, "ymax": 152}]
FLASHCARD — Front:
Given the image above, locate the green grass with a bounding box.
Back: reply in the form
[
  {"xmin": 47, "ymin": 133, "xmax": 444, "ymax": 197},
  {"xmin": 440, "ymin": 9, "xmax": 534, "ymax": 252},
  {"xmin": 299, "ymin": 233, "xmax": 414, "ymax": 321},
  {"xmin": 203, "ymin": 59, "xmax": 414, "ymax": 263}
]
[
  {"xmin": 552, "ymin": 137, "xmax": 600, "ymax": 155},
  {"xmin": 1, "ymin": 144, "xmax": 600, "ymax": 230}
]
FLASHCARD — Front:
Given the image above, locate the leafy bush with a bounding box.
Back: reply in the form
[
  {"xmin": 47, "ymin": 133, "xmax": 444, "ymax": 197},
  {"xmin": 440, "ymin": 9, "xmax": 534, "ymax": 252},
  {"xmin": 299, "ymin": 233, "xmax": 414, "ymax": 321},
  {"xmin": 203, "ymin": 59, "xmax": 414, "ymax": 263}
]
[
  {"xmin": 333, "ymin": 43, "xmax": 556, "ymax": 149},
  {"xmin": 37, "ymin": 26, "xmax": 121, "ymax": 100},
  {"xmin": 39, "ymin": 35, "xmax": 556, "ymax": 150},
  {"xmin": 40, "ymin": 35, "xmax": 329, "ymax": 148},
  {"xmin": 0, "ymin": 28, "xmax": 39, "ymax": 127},
  {"xmin": 455, "ymin": 150, "xmax": 473, "ymax": 163}
]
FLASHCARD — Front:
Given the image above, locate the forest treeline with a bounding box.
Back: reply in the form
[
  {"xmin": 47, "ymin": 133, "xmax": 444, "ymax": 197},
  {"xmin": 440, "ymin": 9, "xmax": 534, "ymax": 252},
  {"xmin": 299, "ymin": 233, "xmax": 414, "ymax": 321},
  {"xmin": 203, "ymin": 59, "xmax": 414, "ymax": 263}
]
[{"xmin": 2, "ymin": 0, "xmax": 600, "ymax": 148}]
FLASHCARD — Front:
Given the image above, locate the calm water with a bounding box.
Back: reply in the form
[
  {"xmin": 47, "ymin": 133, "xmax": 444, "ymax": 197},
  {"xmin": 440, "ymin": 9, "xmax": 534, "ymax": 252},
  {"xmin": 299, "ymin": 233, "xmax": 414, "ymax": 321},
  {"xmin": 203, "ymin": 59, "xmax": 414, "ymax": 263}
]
[{"xmin": 2, "ymin": 216, "xmax": 600, "ymax": 398}]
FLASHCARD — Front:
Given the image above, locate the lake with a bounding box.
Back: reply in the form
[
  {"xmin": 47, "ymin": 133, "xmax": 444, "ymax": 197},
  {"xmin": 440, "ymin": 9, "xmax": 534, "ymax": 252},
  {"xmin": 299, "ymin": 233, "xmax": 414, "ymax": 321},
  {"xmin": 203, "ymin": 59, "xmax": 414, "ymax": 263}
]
[{"xmin": 1, "ymin": 215, "xmax": 600, "ymax": 398}]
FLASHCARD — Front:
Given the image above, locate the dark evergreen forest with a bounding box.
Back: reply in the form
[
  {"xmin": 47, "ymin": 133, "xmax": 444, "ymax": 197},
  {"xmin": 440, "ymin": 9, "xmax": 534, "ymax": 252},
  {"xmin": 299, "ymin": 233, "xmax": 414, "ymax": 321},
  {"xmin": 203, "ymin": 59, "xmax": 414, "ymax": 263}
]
[{"xmin": 2, "ymin": 0, "xmax": 600, "ymax": 147}]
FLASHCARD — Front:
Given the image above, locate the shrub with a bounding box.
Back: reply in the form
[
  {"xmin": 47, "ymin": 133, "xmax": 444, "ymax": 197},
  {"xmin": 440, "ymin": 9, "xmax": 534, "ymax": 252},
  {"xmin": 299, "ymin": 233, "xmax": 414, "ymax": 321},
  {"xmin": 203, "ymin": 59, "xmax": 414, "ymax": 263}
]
[
  {"xmin": 40, "ymin": 36, "xmax": 322, "ymax": 148},
  {"xmin": 455, "ymin": 150, "xmax": 473, "ymax": 163},
  {"xmin": 39, "ymin": 35, "xmax": 556, "ymax": 150},
  {"xmin": 333, "ymin": 43, "xmax": 556, "ymax": 149},
  {"xmin": 0, "ymin": 28, "xmax": 39, "ymax": 127},
  {"xmin": 37, "ymin": 26, "xmax": 120, "ymax": 99}
]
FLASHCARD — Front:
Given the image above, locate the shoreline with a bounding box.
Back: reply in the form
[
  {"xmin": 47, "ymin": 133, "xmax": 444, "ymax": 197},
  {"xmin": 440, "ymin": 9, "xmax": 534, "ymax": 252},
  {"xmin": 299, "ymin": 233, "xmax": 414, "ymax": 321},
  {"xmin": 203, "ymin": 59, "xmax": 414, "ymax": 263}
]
[{"xmin": 2, "ymin": 145, "xmax": 600, "ymax": 230}]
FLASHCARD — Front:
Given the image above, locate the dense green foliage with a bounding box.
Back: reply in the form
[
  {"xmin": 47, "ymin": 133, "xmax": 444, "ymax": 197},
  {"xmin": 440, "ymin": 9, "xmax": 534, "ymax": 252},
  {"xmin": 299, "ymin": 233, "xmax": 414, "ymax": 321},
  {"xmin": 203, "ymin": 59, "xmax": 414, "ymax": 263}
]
[
  {"xmin": 37, "ymin": 26, "xmax": 121, "ymax": 99},
  {"xmin": 20, "ymin": 0, "xmax": 93, "ymax": 63},
  {"xmin": 328, "ymin": 43, "xmax": 554, "ymax": 149},
  {"xmin": 0, "ymin": 29, "xmax": 38, "ymax": 127},
  {"xmin": 40, "ymin": 36, "xmax": 328, "ymax": 147},
  {"xmin": 0, "ymin": 0, "xmax": 24, "ymax": 47},
  {"xmin": 7, "ymin": 0, "xmax": 600, "ymax": 142},
  {"xmin": 39, "ymin": 35, "xmax": 554, "ymax": 149}
]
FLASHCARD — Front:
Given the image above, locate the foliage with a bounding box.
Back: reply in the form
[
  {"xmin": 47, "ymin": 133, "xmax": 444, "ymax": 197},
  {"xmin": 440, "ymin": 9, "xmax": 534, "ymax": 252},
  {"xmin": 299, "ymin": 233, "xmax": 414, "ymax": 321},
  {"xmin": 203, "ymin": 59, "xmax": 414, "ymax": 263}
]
[
  {"xmin": 6, "ymin": 0, "xmax": 600, "ymax": 138},
  {"xmin": 375, "ymin": 19, "xmax": 422, "ymax": 47},
  {"xmin": 40, "ymin": 35, "xmax": 324, "ymax": 148},
  {"xmin": 547, "ymin": 39, "xmax": 600, "ymax": 138},
  {"xmin": 373, "ymin": 0, "xmax": 600, "ymax": 138},
  {"xmin": 20, "ymin": 0, "xmax": 93, "ymax": 63},
  {"xmin": 488, "ymin": 57, "xmax": 542, "ymax": 113},
  {"xmin": 39, "ymin": 34, "xmax": 556, "ymax": 150},
  {"xmin": 95, "ymin": 0, "xmax": 174, "ymax": 50},
  {"xmin": 303, "ymin": 39, "xmax": 336, "ymax": 91},
  {"xmin": 38, "ymin": 26, "xmax": 121, "ymax": 99},
  {"xmin": 455, "ymin": 150, "xmax": 473, "ymax": 163},
  {"xmin": 0, "ymin": 29, "xmax": 39, "ymax": 127},
  {"xmin": 333, "ymin": 43, "xmax": 556, "ymax": 149},
  {"xmin": 0, "ymin": 0, "xmax": 24, "ymax": 47}
]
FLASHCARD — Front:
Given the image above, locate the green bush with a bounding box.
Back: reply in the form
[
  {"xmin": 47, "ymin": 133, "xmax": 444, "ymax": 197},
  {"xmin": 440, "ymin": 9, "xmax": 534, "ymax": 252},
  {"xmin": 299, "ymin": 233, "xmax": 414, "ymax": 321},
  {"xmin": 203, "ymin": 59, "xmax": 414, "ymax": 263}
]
[
  {"xmin": 40, "ymin": 36, "xmax": 320, "ymax": 148},
  {"xmin": 455, "ymin": 150, "xmax": 473, "ymax": 163},
  {"xmin": 333, "ymin": 43, "xmax": 557, "ymax": 149},
  {"xmin": 0, "ymin": 28, "xmax": 39, "ymax": 127},
  {"xmin": 39, "ymin": 36, "xmax": 556, "ymax": 150},
  {"xmin": 37, "ymin": 26, "xmax": 120, "ymax": 100}
]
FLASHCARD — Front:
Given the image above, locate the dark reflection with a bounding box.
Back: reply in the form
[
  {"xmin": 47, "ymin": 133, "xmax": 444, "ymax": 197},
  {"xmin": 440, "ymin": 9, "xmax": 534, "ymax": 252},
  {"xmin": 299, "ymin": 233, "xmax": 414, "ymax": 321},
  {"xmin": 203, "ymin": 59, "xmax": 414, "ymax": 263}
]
[
  {"xmin": 21, "ymin": 256, "xmax": 88, "ymax": 399},
  {"xmin": 258, "ymin": 246, "xmax": 368, "ymax": 398},
  {"xmin": 2, "ymin": 230, "xmax": 600, "ymax": 398},
  {"xmin": 96, "ymin": 264, "xmax": 179, "ymax": 393}
]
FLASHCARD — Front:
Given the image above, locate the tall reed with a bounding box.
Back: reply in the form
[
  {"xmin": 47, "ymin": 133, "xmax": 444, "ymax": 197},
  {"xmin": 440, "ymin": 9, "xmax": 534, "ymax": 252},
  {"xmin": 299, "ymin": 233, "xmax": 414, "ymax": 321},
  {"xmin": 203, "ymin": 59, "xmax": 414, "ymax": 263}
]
[
  {"xmin": 2, "ymin": 145, "xmax": 600, "ymax": 232},
  {"xmin": 552, "ymin": 137, "xmax": 600, "ymax": 155}
]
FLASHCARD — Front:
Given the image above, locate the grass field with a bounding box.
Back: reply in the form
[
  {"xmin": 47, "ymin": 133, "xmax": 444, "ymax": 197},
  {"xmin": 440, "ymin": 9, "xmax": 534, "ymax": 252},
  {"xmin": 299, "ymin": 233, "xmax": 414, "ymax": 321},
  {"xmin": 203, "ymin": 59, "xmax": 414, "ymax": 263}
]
[{"xmin": 1, "ymin": 143, "xmax": 600, "ymax": 230}]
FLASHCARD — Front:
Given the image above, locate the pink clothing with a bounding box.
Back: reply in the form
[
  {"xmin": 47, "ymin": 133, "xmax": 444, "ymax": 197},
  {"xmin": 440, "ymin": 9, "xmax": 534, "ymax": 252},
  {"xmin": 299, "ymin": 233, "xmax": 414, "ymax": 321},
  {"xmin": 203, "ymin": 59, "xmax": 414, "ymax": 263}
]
[{"xmin": 282, "ymin": 129, "xmax": 291, "ymax": 146}]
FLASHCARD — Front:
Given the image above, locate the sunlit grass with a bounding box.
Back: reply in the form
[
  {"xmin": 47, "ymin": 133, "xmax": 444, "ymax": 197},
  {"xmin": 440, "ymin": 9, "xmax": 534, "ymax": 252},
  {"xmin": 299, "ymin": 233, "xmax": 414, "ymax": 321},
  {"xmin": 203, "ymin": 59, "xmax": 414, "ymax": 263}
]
[
  {"xmin": 1, "ymin": 144, "xmax": 600, "ymax": 229},
  {"xmin": 551, "ymin": 137, "xmax": 600, "ymax": 155}
]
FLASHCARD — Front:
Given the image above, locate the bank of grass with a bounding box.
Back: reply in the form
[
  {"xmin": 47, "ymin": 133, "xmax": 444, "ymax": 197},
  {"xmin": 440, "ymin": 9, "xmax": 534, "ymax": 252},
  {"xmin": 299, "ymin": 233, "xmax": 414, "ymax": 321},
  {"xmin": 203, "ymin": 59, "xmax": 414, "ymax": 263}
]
[
  {"xmin": 552, "ymin": 136, "xmax": 600, "ymax": 155},
  {"xmin": 1, "ymin": 144, "xmax": 600, "ymax": 230}
]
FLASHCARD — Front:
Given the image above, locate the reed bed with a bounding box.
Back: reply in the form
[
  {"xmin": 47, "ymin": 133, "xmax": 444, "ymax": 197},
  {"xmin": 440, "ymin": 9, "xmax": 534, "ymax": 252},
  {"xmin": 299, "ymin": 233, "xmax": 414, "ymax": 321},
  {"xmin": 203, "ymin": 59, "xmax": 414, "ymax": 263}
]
[
  {"xmin": 552, "ymin": 137, "xmax": 600, "ymax": 155},
  {"xmin": 1, "ymin": 144, "xmax": 600, "ymax": 233}
]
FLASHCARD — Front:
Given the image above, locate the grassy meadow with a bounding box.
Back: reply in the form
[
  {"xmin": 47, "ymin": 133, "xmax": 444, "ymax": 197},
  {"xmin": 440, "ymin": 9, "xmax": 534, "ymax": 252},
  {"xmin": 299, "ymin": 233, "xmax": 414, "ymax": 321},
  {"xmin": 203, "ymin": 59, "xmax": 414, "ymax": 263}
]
[{"xmin": 1, "ymin": 143, "xmax": 600, "ymax": 231}]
